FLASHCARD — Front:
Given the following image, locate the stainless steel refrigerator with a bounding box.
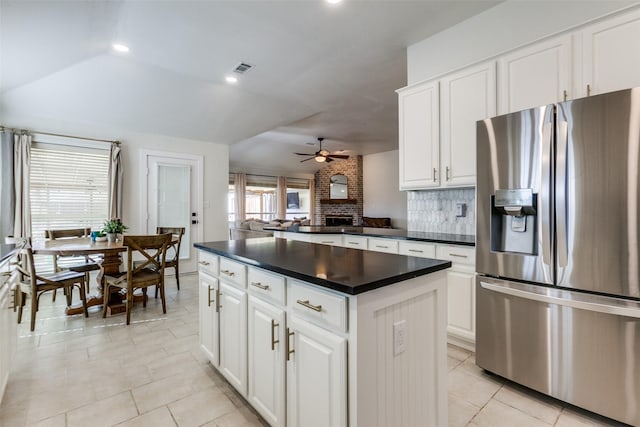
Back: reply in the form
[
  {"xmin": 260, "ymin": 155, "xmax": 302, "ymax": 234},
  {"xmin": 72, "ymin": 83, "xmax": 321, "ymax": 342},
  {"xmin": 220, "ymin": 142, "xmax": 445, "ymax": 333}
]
[{"xmin": 476, "ymin": 88, "xmax": 640, "ymax": 426}]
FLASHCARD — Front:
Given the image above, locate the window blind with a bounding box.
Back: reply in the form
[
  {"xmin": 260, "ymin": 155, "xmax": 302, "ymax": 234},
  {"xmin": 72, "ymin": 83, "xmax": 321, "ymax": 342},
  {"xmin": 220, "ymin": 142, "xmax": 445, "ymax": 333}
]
[{"xmin": 30, "ymin": 143, "xmax": 110, "ymax": 240}]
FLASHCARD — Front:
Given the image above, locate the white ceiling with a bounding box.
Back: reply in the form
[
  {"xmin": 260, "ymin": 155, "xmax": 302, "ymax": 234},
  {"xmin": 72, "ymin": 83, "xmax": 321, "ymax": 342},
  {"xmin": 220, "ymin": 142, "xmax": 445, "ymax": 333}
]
[{"xmin": 0, "ymin": 0, "xmax": 501, "ymax": 176}]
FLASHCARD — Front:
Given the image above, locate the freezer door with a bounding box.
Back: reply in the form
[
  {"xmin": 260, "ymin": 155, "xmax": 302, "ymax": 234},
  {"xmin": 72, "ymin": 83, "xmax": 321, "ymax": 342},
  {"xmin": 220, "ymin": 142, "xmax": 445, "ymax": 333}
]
[
  {"xmin": 557, "ymin": 88, "xmax": 640, "ymax": 298},
  {"xmin": 476, "ymin": 276, "xmax": 640, "ymax": 426},
  {"xmin": 476, "ymin": 106, "xmax": 554, "ymax": 284}
]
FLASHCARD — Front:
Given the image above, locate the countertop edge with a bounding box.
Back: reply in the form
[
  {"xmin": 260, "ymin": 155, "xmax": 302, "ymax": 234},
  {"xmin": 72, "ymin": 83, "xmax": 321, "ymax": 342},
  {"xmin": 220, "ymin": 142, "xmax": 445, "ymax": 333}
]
[
  {"xmin": 194, "ymin": 242, "xmax": 452, "ymax": 295},
  {"xmin": 266, "ymin": 227, "xmax": 475, "ymax": 247}
]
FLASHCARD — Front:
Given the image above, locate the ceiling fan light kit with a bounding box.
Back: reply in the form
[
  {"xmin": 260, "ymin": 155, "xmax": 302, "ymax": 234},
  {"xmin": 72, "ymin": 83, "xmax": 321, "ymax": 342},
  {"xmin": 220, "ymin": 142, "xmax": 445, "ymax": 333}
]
[{"xmin": 294, "ymin": 137, "xmax": 350, "ymax": 163}]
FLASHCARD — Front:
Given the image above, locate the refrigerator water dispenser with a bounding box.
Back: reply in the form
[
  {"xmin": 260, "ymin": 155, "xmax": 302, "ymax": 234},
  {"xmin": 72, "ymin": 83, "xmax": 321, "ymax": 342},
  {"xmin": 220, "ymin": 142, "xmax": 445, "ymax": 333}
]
[{"xmin": 490, "ymin": 189, "xmax": 537, "ymax": 255}]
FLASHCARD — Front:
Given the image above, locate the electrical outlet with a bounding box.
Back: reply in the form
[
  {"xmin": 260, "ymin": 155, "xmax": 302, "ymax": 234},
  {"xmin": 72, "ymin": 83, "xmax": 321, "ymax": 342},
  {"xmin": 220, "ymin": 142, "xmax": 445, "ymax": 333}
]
[
  {"xmin": 456, "ymin": 203, "xmax": 467, "ymax": 217},
  {"xmin": 393, "ymin": 320, "xmax": 406, "ymax": 356}
]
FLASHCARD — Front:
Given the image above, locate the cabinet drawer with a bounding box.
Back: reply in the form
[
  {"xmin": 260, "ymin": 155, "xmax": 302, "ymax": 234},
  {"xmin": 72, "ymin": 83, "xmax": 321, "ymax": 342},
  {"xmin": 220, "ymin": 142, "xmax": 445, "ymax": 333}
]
[
  {"xmin": 368, "ymin": 238, "xmax": 399, "ymax": 254},
  {"xmin": 198, "ymin": 251, "xmax": 219, "ymax": 276},
  {"xmin": 288, "ymin": 280, "xmax": 347, "ymax": 333},
  {"xmin": 342, "ymin": 235, "xmax": 368, "ymax": 249},
  {"xmin": 398, "ymin": 241, "xmax": 436, "ymax": 258},
  {"xmin": 310, "ymin": 235, "xmax": 342, "ymax": 246},
  {"xmin": 219, "ymin": 257, "xmax": 247, "ymax": 288},
  {"xmin": 435, "ymin": 245, "xmax": 475, "ymax": 266},
  {"xmin": 247, "ymin": 267, "xmax": 286, "ymax": 306}
]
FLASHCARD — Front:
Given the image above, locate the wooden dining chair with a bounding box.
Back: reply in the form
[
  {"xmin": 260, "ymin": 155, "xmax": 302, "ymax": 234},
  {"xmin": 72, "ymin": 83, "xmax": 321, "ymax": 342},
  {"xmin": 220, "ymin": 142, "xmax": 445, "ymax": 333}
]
[
  {"xmin": 15, "ymin": 238, "xmax": 88, "ymax": 331},
  {"xmin": 46, "ymin": 228, "xmax": 100, "ymax": 298},
  {"xmin": 102, "ymin": 233, "xmax": 172, "ymax": 325},
  {"xmin": 133, "ymin": 227, "xmax": 185, "ymax": 296},
  {"xmin": 156, "ymin": 227, "xmax": 185, "ymax": 290}
]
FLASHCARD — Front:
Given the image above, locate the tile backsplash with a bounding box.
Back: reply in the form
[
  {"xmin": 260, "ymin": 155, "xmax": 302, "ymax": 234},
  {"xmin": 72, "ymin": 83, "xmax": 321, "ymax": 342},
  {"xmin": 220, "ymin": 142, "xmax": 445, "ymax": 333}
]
[{"xmin": 407, "ymin": 188, "xmax": 476, "ymax": 235}]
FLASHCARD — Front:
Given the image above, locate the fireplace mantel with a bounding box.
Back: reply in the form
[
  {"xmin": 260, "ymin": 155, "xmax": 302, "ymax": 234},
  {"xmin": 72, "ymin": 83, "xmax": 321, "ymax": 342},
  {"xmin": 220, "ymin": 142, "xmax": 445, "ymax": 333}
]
[{"xmin": 320, "ymin": 198, "xmax": 357, "ymax": 205}]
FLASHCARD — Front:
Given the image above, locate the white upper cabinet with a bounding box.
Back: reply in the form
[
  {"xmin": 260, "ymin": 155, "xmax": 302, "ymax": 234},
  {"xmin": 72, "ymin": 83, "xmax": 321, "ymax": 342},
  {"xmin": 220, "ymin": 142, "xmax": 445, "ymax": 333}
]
[
  {"xmin": 398, "ymin": 80, "xmax": 440, "ymax": 190},
  {"xmin": 580, "ymin": 9, "xmax": 640, "ymax": 97},
  {"xmin": 498, "ymin": 35, "xmax": 572, "ymax": 114},
  {"xmin": 441, "ymin": 61, "xmax": 496, "ymax": 187}
]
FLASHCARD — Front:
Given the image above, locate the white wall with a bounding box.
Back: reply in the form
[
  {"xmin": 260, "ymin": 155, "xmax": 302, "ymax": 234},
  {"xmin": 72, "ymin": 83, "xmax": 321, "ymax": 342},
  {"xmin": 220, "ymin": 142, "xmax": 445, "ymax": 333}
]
[
  {"xmin": 407, "ymin": 0, "xmax": 639, "ymax": 84},
  {"xmin": 1, "ymin": 113, "xmax": 229, "ymax": 242},
  {"xmin": 363, "ymin": 150, "xmax": 407, "ymax": 229}
]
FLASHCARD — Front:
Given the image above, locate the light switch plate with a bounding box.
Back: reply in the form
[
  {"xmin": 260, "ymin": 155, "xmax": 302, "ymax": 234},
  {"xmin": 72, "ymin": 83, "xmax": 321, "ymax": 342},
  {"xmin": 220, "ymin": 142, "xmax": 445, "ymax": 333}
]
[{"xmin": 393, "ymin": 320, "xmax": 406, "ymax": 356}]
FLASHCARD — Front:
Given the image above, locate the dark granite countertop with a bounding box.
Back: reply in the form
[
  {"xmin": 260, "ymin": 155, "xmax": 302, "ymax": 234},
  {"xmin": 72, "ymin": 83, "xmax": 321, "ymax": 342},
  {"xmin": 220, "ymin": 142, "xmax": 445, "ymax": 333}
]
[
  {"xmin": 0, "ymin": 244, "xmax": 17, "ymax": 265},
  {"xmin": 195, "ymin": 238, "xmax": 451, "ymax": 295},
  {"xmin": 264, "ymin": 225, "xmax": 475, "ymax": 246}
]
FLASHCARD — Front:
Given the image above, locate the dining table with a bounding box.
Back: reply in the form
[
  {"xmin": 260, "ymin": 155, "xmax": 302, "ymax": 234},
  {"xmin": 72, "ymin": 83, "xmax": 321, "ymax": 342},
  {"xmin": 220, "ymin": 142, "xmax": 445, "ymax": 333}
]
[{"xmin": 32, "ymin": 235, "xmax": 178, "ymax": 316}]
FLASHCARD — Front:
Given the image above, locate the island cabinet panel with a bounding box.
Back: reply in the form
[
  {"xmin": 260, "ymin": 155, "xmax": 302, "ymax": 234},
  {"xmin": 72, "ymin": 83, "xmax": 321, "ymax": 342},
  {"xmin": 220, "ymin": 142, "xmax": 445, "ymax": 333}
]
[
  {"xmin": 248, "ymin": 296, "xmax": 286, "ymax": 427},
  {"xmin": 286, "ymin": 315, "xmax": 347, "ymax": 427},
  {"xmin": 351, "ymin": 273, "xmax": 448, "ymax": 427},
  {"xmin": 198, "ymin": 272, "xmax": 219, "ymax": 366},
  {"xmin": 219, "ymin": 282, "xmax": 248, "ymax": 396}
]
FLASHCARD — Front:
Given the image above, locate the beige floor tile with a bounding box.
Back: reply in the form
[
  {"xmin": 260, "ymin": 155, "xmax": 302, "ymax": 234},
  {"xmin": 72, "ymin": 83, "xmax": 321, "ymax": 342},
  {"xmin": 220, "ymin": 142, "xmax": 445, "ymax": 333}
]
[
  {"xmin": 493, "ymin": 384, "xmax": 562, "ymax": 425},
  {"xmin": 211, "ymin": 405, "xmax": 268, "ymax": 427},
  {"xmin": 66, "ymin": 391, "xmax": 138, "ymax": 427},
  {"xmin": 115, "ymin": 406, "xmax": 177, "ymax": 427},
  {"xmin": 147, "ymin": 351, "xmax": 202, "ymax": 382},
  {"xmin": 169, "ymin": 387, "xmax": 236, "ymax": 427},
  {"xmin": 0, "ymin": 403, "xmax": 27, "ymax": 426},
  {"xmin": 131, "ymin": 373, "xmax": 196, "ymax": 414},
  {"xmin": 555, "ymin": 407, "xmax": 624, "ymax": 427},
  {"xmin": 448, "ymin": 394, "xmax": 480, "ymax": 427},
  {"xmin": 448, "ymin": 369, "xmax": 501, "ymax": 408},
  {"xmin": 447, "ymin": 344, "xmax": 472, "ymax": 361},
  {"xmin": 447, "ymin": 356, "xmax": 463, "ymax": 371},
  {"xmin": 24, "ymin": 380, "xmax": 98, "ymax": 424},
  {"xmin": 29, "ymin": 413, "xmax": 66, "ymax": 427},
  {"xmin": 469, "ymin": 399, "xmax": 552, "ymax": 427}
]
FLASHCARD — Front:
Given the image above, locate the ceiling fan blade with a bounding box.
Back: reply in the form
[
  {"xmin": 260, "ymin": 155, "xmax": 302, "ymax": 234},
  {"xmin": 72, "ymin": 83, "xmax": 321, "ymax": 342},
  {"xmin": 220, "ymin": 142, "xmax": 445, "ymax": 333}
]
[
  {"xmin": 294, "ymin": 152, "xmax": 315, "ymax": 156},
  {"xmin": 325, "ymin": 157, "xmax": 334, "ymax": 163},
  {"xmin": 327, "ymin": 154, "xmax": 349, "ymax": 159},
  {"xmin": 299, "ymin": 156, "xmax": 315, "ymax": 163}
]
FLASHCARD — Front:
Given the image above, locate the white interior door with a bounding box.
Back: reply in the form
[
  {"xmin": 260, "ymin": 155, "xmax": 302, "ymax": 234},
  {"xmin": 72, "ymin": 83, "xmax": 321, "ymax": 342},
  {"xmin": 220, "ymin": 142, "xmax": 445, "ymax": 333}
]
[{"xmin": 142, "ymin": 150, "xmax": 203, "ymax": 274}]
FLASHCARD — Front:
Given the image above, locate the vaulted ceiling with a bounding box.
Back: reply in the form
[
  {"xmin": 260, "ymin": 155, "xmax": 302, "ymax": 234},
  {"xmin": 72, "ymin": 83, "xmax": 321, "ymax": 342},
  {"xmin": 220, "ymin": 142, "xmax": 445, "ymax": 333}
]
[{"xmin": 0, "ymin": 0, "xmax": 501, "ymax": 175}]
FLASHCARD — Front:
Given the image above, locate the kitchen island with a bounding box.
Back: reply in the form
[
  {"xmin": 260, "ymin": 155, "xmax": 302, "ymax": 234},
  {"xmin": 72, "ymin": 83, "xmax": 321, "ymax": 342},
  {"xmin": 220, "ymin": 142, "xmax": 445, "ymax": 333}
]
[{"xmin": 195, "ymin": 237, "xmax": 451, "ymax": 427}]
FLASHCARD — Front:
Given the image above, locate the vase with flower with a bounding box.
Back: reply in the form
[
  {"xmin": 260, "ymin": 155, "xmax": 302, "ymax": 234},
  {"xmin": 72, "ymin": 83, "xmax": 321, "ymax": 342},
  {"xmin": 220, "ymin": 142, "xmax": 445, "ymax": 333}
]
[{"xmin": 103, "ymin": 218, "xmax": 128, "ymax": 242}]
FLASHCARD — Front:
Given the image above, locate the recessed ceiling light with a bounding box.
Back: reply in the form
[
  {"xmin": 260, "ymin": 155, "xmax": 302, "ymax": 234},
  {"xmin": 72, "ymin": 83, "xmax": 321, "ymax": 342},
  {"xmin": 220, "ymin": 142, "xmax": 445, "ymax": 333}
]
[
  {"xmin": 225, "ymin": 75, "xmax": 238, "ymax": 84},
  {"xmin": 326, "ymin": 0, "xmax": 342, "ymax": 4},
  {"xmin": 112, "ymin": 43, "xmax": 130, "ymax": 53}
]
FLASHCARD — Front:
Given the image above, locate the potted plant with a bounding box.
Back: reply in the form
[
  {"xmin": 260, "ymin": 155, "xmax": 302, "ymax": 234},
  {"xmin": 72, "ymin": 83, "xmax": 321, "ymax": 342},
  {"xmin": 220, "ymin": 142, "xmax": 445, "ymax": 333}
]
[{"xmin": 103, "ymin": 218, "xmax": 128, "ymax": 242}]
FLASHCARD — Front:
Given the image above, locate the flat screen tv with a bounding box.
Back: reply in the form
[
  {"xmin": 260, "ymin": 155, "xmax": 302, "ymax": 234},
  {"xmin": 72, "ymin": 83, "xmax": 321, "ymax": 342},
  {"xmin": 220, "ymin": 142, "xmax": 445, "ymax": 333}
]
[{"xmin": 287, "ymin": 192, "xmax": 300, "ymax": 209}]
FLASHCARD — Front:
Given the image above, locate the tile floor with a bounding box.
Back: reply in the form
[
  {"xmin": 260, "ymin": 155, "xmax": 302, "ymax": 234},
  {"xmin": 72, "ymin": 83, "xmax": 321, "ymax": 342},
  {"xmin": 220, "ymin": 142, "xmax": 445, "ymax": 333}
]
[{"xmin": 0, "ymin": 273, "xmax": 628, "ymax": 427}]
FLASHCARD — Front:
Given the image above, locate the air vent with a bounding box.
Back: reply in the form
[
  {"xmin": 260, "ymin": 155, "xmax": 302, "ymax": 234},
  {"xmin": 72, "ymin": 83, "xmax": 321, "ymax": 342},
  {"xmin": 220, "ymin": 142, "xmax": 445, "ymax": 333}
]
[{"xmin": 233, "ymin": 62, "xmax": 254, "ymax": 74}]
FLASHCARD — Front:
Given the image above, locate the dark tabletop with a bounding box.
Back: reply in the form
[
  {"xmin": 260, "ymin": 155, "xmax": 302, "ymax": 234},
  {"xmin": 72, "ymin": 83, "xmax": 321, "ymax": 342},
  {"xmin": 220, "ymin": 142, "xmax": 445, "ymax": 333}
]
[
  {"xmin": 264, "ymin": 225, "xmax": 475, "ymax": 246},
  {"xmin": 195, "ymin": 238, "xmax": 451, "ymax": 295}
]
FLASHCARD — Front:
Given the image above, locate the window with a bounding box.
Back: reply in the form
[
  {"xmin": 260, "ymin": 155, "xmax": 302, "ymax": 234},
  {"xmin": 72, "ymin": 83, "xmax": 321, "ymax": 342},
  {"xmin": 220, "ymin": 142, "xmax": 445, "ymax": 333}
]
[
  {"xmin": 228, "ymin": 175, "xmax": 236, "ymax": 222},
  {"xmin": 246, "ymin": 175, "xmax": 276, "ymax": 221},
  {"xmin": 30, "ymin": 141, "xmax": 110, "ymax": 241},
  {"xmin": 286, "ymin": 178, "xmax": 310, "ymax": 220}
]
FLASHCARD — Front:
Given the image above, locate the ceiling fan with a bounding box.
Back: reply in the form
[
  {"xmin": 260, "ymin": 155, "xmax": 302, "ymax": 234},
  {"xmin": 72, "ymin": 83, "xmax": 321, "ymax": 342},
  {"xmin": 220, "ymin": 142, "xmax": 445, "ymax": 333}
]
[{"xmin": 294, "ymin": 137, "xmax": 349, "ymax": 163}]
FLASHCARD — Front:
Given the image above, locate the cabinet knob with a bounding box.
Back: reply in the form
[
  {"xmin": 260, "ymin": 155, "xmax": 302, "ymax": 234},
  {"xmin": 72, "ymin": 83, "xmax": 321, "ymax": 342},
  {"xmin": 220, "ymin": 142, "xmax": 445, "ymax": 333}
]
[
  {"xmin": 445, "ymin": 166, "xmax": 450, "ymax": 181},
  {"xmin": 286, "ymin": 328, "xmax": 295, "ymax": 361},
  {"xmin": 271, "ymin": 319, "xmax": 279, "ymax": 351},
  {"xmin": 587, "ymin": 84, "xmax": 591, "ymax": 96},
  {"xmin": 433, "ymin": 168, "xmax": 437, "ymax": 182}
]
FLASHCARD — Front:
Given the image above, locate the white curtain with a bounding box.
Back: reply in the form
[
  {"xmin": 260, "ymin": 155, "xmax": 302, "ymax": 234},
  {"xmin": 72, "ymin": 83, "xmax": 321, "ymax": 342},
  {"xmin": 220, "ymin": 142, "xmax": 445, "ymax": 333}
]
[
  {"xmin": 13, "ymin": 133, "xmax": 31, "ymax": 238},
  {"xmin": 309, "ymin": 177, "xmax": 316, "ymax": 225},
  {"xmin": 108, "ymin": 143, "xmax": 123, "ymax": 220},
  {"xmin": 234, "ymin": 173, "xmax": 246, "ymax": 221},
  {"xmin": 276, "ymin": 176, "xmax": 287, "ymax": 220},
  {"xmin": 0, "ymin": 129, "xmax": 15, "ymax": 241}
]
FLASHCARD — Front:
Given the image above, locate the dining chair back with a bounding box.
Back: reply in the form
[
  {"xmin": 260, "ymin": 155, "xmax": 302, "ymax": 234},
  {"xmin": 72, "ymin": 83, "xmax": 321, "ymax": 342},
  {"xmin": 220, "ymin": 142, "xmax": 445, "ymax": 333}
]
[
  {"xmin": 156, "ymin": 227, "xmax": 185, "ymax": 289},
  {"xmin": 46, "ymin": 227, "xmax": 100, "ymax": 299},
  {"xmin": 102, "ymin": 233, "xmax": 172, "ymax": 325},
  {"xmin": 15, "ymin": 238, "xmax": 88, "ymax": 331}
]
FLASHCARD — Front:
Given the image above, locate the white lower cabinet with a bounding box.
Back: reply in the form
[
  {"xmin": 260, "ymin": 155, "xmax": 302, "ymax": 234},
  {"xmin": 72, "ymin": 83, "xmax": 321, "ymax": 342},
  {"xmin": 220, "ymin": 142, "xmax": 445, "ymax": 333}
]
[
  {"xmin": 219, "ymin": 282, "xmax": 248, "ymax": 395},
  {"xmin": 435, "ymin": 245, "xmax": 476, "ymax": 350},
  {"xmin": 247, "ymin": 296, "xmax": 286, "ymax": 427},
  {"xmin": 0, "ymin": 255, "xmax": 18, "ymax": 404},
  {"xmin": 286, "ymin": 315, "xmax": 347, "ymax": 427},
  {"xmin": 198, "ymin": 272, "xmax": 219, "ymax": 366}
]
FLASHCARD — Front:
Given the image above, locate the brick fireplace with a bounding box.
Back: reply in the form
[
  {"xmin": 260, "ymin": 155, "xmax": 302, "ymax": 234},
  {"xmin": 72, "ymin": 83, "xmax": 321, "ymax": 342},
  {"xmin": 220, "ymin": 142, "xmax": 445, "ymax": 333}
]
[{"xmin": 314, "ymin": 155, "xmax": 363, "ymax": 226}]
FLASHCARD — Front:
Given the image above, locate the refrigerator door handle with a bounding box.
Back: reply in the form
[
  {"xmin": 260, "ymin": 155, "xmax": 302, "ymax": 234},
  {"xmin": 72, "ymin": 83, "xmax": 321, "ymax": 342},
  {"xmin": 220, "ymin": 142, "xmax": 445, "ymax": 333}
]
[
  {"xmin": 540, "ymin": 119, "xmax": 553, "ymax": 268},
  {"xmin": 555, "ymin": 117, "xmax": 569, "ymax": 267},
  {"xmin": 480, "ymin": 280, "xmax": 640, "ymax": 318}
]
